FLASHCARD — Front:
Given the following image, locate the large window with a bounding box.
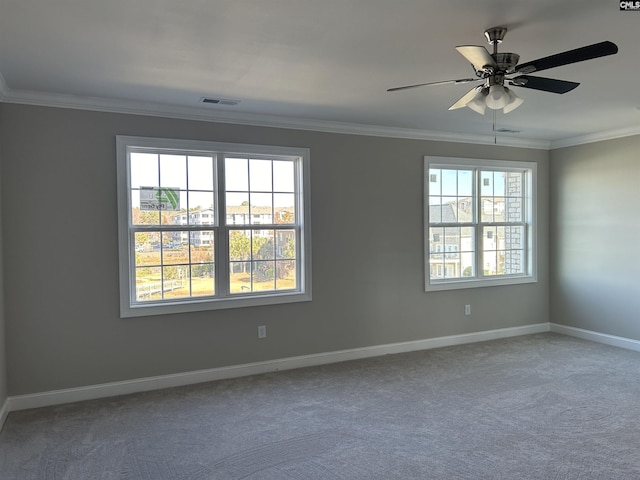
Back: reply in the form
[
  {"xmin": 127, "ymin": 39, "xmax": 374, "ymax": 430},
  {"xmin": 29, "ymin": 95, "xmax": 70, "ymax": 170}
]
[
  {"xmin": 425, "ymin": 156, "xmax": 536, "ymax": 291},
  {"xmin": 117, "ymin": 136, "xmax": 311, "ymax": 317}
]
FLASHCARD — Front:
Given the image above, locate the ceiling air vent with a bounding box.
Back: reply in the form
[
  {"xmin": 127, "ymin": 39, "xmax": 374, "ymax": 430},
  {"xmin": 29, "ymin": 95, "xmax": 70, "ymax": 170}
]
[{"xmin": 201, "ymin": 97, "xmax": 240, "ymax": 106}]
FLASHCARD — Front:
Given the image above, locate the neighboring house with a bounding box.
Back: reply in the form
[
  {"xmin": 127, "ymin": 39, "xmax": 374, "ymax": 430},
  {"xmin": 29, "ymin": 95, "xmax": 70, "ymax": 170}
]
[
  {"xmin": 428, "ymin": 195, "xmax": 522, "ymax": 279},
  {"xmin": 171, "ymin": 206, "xmax": 295, "ymax": 249}
]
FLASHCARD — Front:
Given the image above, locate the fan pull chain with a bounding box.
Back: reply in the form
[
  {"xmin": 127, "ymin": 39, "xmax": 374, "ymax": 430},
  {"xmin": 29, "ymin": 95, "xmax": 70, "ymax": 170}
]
[{"xmin": 493, "ymin": 109, "xmax": 497, "ymax": 144}]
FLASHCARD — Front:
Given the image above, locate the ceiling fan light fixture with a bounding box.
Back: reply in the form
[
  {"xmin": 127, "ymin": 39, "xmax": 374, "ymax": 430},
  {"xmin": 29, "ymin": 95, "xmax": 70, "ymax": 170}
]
[
  {"xmin": 467, "ymin": 89, "xmax": 487, "ymax": 114},
  {"xmin": 503, "ymin": 88, "xmax": 524, "ymax": 113},
  {"xmin": 485, "ymin": 84, "xmax": 509, "ymax": 109}
]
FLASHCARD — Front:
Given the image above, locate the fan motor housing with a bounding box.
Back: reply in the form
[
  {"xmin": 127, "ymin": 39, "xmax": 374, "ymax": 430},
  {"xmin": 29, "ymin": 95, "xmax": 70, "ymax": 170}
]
[{"xmin": 492, "ymin": 53, "xmax": 520, "ymax": 73}]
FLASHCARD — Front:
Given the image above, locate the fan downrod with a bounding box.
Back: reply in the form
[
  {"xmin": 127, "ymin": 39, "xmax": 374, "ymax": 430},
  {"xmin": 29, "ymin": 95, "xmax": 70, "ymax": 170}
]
[{"xmin": 485, "ymin": 27, "xmax": 507, "ymax": 55}]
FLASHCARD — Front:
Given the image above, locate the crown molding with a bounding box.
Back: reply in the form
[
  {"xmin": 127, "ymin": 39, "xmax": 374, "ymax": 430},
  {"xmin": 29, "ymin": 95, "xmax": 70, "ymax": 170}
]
[
  {"xmin": 549, "ymin": 124, "xmax": 640, "ymax": 150},
  {"xmin": 0, "ymin": 86, "xmax": 551, "ymax": 150},
  {"xmin": 2, "ymin": 81, "xmax": 637, "ymax": 150}
]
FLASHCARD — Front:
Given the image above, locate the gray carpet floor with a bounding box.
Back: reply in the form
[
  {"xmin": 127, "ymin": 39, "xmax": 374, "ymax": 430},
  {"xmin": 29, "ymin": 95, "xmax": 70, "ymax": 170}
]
[{"xmin": 2, "ymin": 332, "xmax": 640, "ymax": 479}]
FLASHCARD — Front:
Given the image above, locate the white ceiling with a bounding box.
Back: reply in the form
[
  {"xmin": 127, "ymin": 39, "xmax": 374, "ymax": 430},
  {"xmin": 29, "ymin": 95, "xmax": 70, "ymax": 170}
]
[{"xmin": 1, "ymin": 0, "xmax": 639, "ymax": 148}]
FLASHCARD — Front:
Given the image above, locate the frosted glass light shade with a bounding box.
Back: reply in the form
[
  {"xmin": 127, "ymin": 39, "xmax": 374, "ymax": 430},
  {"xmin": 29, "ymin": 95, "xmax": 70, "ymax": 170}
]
[
  {"xmin": 467, "ymin": 90, "xmax": 487, "ymax": 114},
  {"xmin": 503, "ymin": 88, "xmax": 524, "ymax": 113},
  {"xmin": 485, "ymin": 84, "xmax": 509, "ymax": 109}
]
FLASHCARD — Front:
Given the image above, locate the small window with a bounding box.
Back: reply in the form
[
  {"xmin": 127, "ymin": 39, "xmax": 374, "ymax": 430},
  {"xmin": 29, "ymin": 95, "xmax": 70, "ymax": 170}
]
[
  {"xmin": 425, "ymin": 156, "xmax": 536, "ymax": 291},
  {"xmin": 117, "ymin": 136, "xmax": 312, "ymax": 317}
]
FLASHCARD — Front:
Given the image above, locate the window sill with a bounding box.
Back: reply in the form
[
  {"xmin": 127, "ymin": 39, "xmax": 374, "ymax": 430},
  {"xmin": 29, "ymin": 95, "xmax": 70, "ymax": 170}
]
[
  {"xmin": 121, "ymin": 290, "xmax": 312, "ymax": 318},
  {"xmin": 425, "ymin": 275, "xmax": 537, "ymax": 292}
]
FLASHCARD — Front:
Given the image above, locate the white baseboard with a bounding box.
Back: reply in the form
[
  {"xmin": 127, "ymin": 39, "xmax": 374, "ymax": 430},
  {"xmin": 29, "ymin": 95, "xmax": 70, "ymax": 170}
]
[
  {"xmin": 0, "ymin": 397, "xmax": 9, "ymax": 430},
  {"xmin": 7, "ymin": 323, "xmax": 550, "ymax": 413},
  {"xmin": 550, "ymin": 323, "xmax": 640, "ymax": 352}
]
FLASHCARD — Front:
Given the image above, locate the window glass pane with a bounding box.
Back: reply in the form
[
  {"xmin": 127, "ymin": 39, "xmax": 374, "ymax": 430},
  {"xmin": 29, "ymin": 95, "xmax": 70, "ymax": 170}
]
[
  {"xmin": 441, "ymin": 227, "xmax": 461, "ymax": 278},
  {"xmin": 225, "ymin": 157, "xmax": 248, "ymax": 191},
  {"xmin": 230, "ymin": 261, "xmax": 251, "ymax": 293},
  {"xmin": 131, "ymin": 153, "xmax": 159, "ymax": 188},
  {"xmin": 506, "ymin": 171, "xmax": 523, "ymax": 197},
  {"xmin": 162, "ymin": 232, "xmax": 188, "ymax": 265},
  {"xmin": 461, "ymin": 252, "xmax": 474, "ymax": 277},
  {"xmin": 276, "ymin": 230, "xmax": 296, "ymax": 259},
  {"xmin": 428, "ymin": 169, "xmax": 441, "ymax": 196},
  {"xmin": 481, "ymin": 171, "xmax": 493, "ymax": 196},
  {"xmin": 274, "ymin": 194, "xmax": 295, "ymax": 224},
  {"xmin": 429, "ymin": 254, "xmax": 444, "ymax": 279},
  {"xmin": 188, "ymin": 156, "xmax": 214, "ymax": 191},
  {"xmin": 493, "ymin": 172, "xmax": 506, "ymax": 197},
  {"xmin": 429, "ymin": 218, "xmax": 475, "ymax": 281},
  {"xmin": 492, "ymin": 197, "xmax": 506, "ymax": 221},
  {"xmin": 441, "ymin": 169, "xmax": 457, "ymax": 196},
  {"xmin": 229, "ymin": 230, "xmax": 251, "ymax": 261},
  {"xmin": 441, "ymin": 198, "xmax": 457, "ymax": 222},
  {"xmin": 191, "ymin": 263, "xmax": 215, "ymax": 297},
  {"xmin": 481, "ymin": 198, "xmax": 494, "ymax": 223},
  {"xmin": 229, "ymin": 230, "xmax": 282, "ymax": 294},
  {"xmin": 503, "ymin": 225, "xmax": 526, "ymax": 275},
  {"xmin": 483, "ymin": 227, "xmax": 500, "ymax": 275},
  {"xmin": 160, "ymin": 155, "xmax": 187, "ymax": 190},
  {"xmin": 226, "ymin": 193, "xmax": 250, "ymax": 225},
  {"xmin": 187, "ymin": 192, "xmax": 215, "ymax": 224},
  {"xmin": 162, "ymin": 265, "xmax": 190, "ymax": 299},
  {"xmin": 132, "ymin": 190, "xmax": 161, "ymax": 225},
  {"xmin": 190, "ymin": 234, "xmax": 215, "ymax": 258},
  {"xmin": 428, "ymin": 200, "xmax": 442, "ymax": 224},
  {"xmin": 250, "ymin": 193, "xmax": 273, "ymax": 224},
  {"xmin": 505, "ymin": 225, "xmax": 525, "ymax": 250},
  {"xmin": 505, "ymin": 196, "xmax": 523, "ymax": 222},
  {"xmin": 135, "ymin": 232, "xmax": 160, "ymax": 266},
  {"xmin": 135, "ymin": 266, "xmax": 162, "ymax": 301},
  {"xmin": 503, "ymin": 250, "xmax": 525, "ymax": 275},
  {"xmin": 456, "ymin": 199, "xmax": 472, "ymax": 223},
  {"xmin": 252, "ymin": 230, "xmax": 275, "ymax": 260},
  {"xmin": 458, "ymin": 170, "xmax": 473, "ymax": 196},
  {"xmin": 430, "ymin": 227, "xmax": 444, "ymax": 254},
  {"xmin": 253, "ymin": 261, "xmax": 275, "ymax": 291},
  {"xmin": 460, "ymin": 226, "xmax": 475, "ymax": 278},
  {"xmin": 482, "ymin": 250, "xmax": 499, "ymax": 276},
  {"xmin": 273, "ymin": 161, "xmax": 295, "ymax": 192},
  {"xmin": 249, "ymin": 159, "xmax": 272, "ymax": 192},
  {"xmin": 276, "ymin": 260, "xmax": 296, "ymax": 290}
]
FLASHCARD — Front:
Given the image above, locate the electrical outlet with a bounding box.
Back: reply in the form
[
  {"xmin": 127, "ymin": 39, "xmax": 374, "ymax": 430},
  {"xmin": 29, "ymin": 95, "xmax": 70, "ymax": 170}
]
[
  {"xmin": 258, "ymin": 325, "xmax": 267, "ymax": 339},
  {"xmin": 464, "ymin": 305, "xmax": 471, "ymax": 316}
]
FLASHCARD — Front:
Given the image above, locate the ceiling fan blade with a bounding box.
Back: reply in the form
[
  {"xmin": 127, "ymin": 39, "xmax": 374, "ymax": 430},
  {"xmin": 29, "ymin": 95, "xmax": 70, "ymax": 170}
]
[
  {"xmin": 510, "ymin": 75, "xmax": 579, "ymax": 94},
  {"xmin": 387, "ymin": 78, "xmax": 479, "ymax": 92},
  {"xmin": 448, "ymin": 87, "xmax": 483, "ymax": 110},
  {"xmin": 456, "ymin": 45, "xmax": 497, "ymax": 72},
  {"xmin": 514, "ymin": 41, "xmax": 618, "ymax": 74}
]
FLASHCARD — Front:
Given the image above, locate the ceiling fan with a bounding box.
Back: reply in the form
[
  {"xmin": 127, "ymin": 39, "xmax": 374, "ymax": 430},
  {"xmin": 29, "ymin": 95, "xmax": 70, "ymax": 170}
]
[{"xmin": 387, "ymin": 27, "xmax": 618, "ymax": 114}]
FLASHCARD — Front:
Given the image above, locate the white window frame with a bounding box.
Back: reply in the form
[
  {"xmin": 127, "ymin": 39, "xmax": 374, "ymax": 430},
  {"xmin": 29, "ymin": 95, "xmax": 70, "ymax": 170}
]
[
  {"xmin": 424, "ymin": 156, "xmax": 537, "ymax": 292},
  {"xmin": 117, "ymin": 136, "xmax": 312, "ymax": 317}
]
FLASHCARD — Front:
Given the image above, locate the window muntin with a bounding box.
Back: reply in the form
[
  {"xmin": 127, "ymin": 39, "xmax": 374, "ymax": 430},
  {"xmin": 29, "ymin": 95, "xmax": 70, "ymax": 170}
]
[
  {"xmin": 425, "ymin": 157, "xmax": 536, "ymax": 291},
  {"xmin": 117, "ymin": 137, "xmax": 311, "ymax": 317}
]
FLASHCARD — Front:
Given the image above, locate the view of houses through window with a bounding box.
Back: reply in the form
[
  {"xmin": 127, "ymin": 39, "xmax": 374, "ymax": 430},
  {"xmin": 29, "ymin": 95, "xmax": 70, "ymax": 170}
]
[
  {"xmin": 426, "ymin": 158, "xmax": 534, "ymax": 290},
  {"xmin": 128, "ymin": 149, "xmax": 301, "ymax": 304}
]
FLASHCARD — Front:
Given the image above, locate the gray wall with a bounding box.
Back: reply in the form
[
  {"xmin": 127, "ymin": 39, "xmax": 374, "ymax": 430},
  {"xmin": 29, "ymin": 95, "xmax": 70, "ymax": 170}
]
[
  {"xmin": 0, "ymin": 104, "xmax": 6, "ymax": 408},
  {"xmin": 0, "ymin": 103, "xmax": 549, "ymax": 396},
  {"xmin": 550, "ymin": 135, "xmax": 640, "ymax": 340}
]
